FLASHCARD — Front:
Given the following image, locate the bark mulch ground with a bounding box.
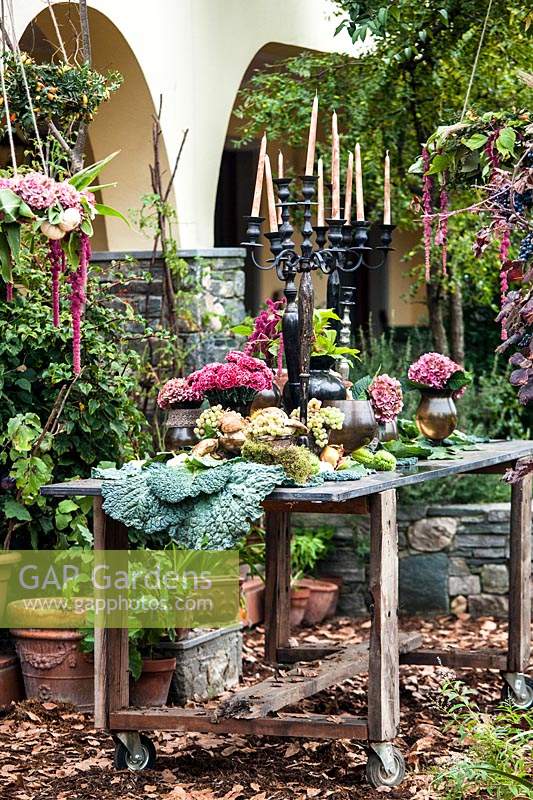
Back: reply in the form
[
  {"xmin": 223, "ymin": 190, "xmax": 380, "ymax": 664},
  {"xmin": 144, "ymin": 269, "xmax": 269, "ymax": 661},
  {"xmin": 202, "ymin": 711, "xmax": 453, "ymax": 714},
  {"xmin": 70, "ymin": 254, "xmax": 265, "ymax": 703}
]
[{"xmin": 0, "ymin": 614, "xmax": 527, "ymax": 800}]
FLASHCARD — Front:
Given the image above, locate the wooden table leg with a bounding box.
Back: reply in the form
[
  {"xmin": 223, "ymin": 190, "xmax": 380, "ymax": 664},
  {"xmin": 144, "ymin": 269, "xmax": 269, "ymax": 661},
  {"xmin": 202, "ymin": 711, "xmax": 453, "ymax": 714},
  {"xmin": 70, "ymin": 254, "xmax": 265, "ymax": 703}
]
[
  {"xmin": 264, "ymin": 510, "xmax": 291, "ymax": 664},
  {"xmin": 507, "ymin": 469, "xmax": 532, "ymax": 673},
  {"xmin": 93, "ymin": 498, "xmax": 129, "ymax": 730},
  {"xmin": 367, "ymin": 490, "xmax": 399, "ymax": 742}
]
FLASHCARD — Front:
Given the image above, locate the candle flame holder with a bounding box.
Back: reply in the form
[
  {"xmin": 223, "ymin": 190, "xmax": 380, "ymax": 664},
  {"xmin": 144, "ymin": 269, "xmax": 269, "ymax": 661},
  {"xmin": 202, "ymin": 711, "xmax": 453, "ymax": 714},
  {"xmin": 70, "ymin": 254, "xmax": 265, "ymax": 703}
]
[{"xmin": 242, "ymin": 177, "xmax": 396, "ymax": 432}]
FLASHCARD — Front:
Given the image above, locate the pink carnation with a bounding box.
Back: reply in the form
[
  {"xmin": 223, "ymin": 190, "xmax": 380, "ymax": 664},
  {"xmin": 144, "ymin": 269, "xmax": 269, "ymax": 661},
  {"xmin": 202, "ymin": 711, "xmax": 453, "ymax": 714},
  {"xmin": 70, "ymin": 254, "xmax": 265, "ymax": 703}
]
[
  {"xmin": 408, "ymin": 352, "xmax": 468, "ymax": 396},
  {"xmin": 157, "ymin": 377, "xmax": 204, "ymax": 409},
  {"xmin": 188, "ymin": 350, "xmax": 273, "ymax": 395},
  {"xmin": 368, "ymin": 374, "xmax": 403, "ymax": 423},
  {"xmin": 15, "ymin": 172, "xmax": 56, "ymax": 211}
]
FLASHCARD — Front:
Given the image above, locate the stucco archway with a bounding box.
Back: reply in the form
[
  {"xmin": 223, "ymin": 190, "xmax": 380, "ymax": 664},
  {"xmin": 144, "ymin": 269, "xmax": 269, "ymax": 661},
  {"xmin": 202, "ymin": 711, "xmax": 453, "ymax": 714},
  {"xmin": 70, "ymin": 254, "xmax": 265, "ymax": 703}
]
[{"xmin": 20, "ymin": 4, "xmax": 172, "ymax": 251}]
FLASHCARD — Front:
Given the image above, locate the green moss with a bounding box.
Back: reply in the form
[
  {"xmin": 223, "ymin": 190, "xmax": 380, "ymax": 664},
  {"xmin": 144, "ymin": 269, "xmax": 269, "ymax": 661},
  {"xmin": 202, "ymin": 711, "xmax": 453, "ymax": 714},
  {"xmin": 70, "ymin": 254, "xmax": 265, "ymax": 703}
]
[{"xmin": 241, "ymin": 440, "xmax": 318, "ymax": 484}]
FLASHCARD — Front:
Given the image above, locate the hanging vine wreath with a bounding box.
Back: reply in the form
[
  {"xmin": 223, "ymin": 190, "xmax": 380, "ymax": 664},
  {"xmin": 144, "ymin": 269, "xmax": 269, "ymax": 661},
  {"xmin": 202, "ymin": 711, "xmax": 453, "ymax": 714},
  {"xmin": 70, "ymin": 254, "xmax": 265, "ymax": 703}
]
[{"xmin": 0, "ymin": 153, "xmax": 127, "ymax": 374}]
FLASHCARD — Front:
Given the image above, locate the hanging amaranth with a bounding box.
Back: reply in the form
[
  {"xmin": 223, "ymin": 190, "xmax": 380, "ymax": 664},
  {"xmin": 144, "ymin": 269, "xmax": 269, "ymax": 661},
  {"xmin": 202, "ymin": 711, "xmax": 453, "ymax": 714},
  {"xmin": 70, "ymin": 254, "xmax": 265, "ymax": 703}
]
[
  {"xmin": 499, "ymin": 227, "xmax": 511, "ymax": 341},
  {"xmin": 422, "ymin": 147, "xmax": 433, "ymax": 283}
]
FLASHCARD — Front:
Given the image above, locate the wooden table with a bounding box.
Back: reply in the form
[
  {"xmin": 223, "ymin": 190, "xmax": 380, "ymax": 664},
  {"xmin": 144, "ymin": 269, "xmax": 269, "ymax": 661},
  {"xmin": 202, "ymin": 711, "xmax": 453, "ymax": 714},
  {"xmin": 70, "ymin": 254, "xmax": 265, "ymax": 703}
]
[{"xmin": 41, "ymin": 440, "xmax": 533, "ymax": 786}]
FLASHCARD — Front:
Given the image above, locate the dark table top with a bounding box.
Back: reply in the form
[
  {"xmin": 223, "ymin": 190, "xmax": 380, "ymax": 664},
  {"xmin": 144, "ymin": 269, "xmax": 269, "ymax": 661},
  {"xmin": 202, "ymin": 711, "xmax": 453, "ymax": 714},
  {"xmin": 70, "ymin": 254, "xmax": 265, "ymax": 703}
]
[{"xmin": 41, "ymin": 440, "xmax": 533, "ymax": 504}]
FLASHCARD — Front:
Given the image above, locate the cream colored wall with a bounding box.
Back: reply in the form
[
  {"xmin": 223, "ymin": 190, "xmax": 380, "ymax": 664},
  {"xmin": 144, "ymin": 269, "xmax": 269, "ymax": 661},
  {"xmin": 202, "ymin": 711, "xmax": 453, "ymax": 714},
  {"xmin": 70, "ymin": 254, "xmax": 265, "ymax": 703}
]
[
  {"xmin": 15, "ymin": 0, "xmax": 359, "ymax": 250},
  {"xmin": 386, "ymin": 230, "xmax": 427, "ymax": 328}
]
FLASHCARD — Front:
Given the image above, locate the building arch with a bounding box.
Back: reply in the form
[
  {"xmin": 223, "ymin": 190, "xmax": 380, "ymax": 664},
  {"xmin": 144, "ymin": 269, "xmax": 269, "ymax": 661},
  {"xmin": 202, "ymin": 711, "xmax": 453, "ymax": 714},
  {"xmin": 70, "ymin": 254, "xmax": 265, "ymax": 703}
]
[{"xmin": 19, "ymin": 3, "xmax": 173, "ymax": 251}]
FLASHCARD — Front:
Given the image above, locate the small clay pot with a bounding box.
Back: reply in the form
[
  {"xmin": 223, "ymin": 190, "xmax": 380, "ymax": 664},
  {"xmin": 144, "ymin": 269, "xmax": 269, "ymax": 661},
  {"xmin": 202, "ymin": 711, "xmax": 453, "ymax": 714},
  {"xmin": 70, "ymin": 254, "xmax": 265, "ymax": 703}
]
[
  {"xmin": 241, "ymin": 577, "xmax": 265, "ymax": 626},
  {"xmin": 324, "ymin": 399, "xmax": 378, "ymax": 453},
  {"xmin": 129, "ymin": 656, "xmax": 176, "ymax": 707},
  {"xmin": 299, "ymin": 578, "xmax": 339, "ymax": 625},
  {"xmin": 289, "ymin": 586, "xmax": 311, "ymax": 628},
  {"xmin": 378, "ymin": 419, "xmax": 399, "ymax": 443},
  {"xmin": 10, "ymin": 628, "xmax": 94, "ymax": 711},
  {"xmin": 164, "ymin": 407, "xmax": 201, "ymax": 451},
  {"xmin": 416, "ymin": 391, "xmax": 457, "ymax": 443},
  {"xmin": 0, "ymin": 653, "xmax": 24, "ymax": 707}
]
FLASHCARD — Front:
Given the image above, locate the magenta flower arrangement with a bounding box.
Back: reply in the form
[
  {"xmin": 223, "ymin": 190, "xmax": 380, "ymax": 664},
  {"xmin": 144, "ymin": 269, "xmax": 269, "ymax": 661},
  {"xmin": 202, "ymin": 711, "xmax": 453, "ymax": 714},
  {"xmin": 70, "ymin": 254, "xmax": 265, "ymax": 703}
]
[
  {"xmin": 188, "ymin": 350, "xmax": 274, "ymax": 413},
  {"xmin": 407, "ymin": 352, "xmax": 472, "ymax": 398},
  {"xmin": 157, "ymin": 377, "xmax": 204, "ymax": 410},
  {"xmin": 368, "ymin": 374, "xmax": 404, "ymax": 423},
  {"xmin": 0, "ymin": 155, "xmax": 125, "ymax": 375}
]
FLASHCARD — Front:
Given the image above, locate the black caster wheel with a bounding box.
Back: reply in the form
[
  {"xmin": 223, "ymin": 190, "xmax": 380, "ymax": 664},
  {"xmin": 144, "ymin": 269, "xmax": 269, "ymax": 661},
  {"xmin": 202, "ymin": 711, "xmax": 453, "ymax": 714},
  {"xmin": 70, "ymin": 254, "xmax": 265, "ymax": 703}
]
[
  {"xmin": 114, "ymin": 734, "xmax": 156, "ymax": 771},
  {"xmin": 502, "ymin": 676, "xmax": 533, "ymax": 710},
  {"xmin": 366, "ymin": 747, "xmax": 406, "ymax": 788}
]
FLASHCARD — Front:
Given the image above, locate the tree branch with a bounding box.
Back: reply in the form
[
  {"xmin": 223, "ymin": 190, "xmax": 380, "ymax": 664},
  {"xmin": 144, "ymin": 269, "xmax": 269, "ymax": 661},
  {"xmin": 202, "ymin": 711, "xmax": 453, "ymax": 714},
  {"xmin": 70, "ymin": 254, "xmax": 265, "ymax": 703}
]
[{"xmin": 48, "ymin": 120, "xmax": 74, "ymax": 157}]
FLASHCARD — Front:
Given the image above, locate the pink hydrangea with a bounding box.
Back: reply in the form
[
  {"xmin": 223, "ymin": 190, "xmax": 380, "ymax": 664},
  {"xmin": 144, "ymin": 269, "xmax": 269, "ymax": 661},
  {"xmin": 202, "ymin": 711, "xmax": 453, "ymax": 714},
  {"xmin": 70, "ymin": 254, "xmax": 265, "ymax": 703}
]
[
  {"xmin": 157, "ymin": 377, "xmax": 204, "ymax": 409},
  {"xmin": 408, "ymin": 352, "xmax": 467, "ymax": 396},
  {"xmin": 368, "ymin": 374, "xmax": 404, "ymax": 423},
  {"xmin": 15, "ymin": 172, "xmax": 56, "ymax": 211},
  {"xmin": 56, "ymin": 180, "xmax": 83, "ymax": 210},
  {"xmin": 189, "ymin": 351, "xmax": 273, "ymax": 394}
]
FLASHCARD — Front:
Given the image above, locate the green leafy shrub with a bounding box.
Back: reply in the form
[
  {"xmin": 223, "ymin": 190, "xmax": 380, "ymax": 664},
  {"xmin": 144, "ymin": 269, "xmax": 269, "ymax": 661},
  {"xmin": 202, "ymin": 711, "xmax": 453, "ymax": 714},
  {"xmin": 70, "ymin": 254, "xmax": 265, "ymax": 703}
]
[
  {"xmin": 291, "ymin": 526, "xmax": 335, "ymax": 579},
  {"xmin": 0, "ymin": 258, "xmax": 151, "ymax": 549},
  {"xmin": 434, "ymin": 680, "xmax": 533, "ymax": 799}
]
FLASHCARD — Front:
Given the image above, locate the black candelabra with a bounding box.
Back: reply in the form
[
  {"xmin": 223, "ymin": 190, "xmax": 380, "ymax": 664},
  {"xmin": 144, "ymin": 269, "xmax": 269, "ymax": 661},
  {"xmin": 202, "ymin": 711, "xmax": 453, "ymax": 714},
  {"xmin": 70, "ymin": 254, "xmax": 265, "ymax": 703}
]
[{"xmin": 242, "ymin": 175, "xmax": 395, "ymax": 435}]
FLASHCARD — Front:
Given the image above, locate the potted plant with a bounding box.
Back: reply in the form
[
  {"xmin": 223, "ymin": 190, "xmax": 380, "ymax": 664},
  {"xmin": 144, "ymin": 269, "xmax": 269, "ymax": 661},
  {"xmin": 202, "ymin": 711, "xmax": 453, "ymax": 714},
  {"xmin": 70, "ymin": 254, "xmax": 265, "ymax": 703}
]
[
  {"xmin": 9, "ymin": 599, "xmax": 94, "ymax": 711},
  {"xmin": 128, "ymin": 628, "xmax": 177, "ymax": 708},
  {"xmin": 157, "ymin": 377, "xmax": 204, "ymax": 451},
  {"xmin": 407, "ymin": 353, "xmax": 472, "ymax": 443},
  {"xmin": 188, "ymin": 351, "xmax": 274, "ymax": 416},
  {"xmin": 291, "ymin": 526, "xmax": 339, "ymax": 625},
  {"xmin": 238, "ymin": 528, "xmax": 266, "ymax": 626}
]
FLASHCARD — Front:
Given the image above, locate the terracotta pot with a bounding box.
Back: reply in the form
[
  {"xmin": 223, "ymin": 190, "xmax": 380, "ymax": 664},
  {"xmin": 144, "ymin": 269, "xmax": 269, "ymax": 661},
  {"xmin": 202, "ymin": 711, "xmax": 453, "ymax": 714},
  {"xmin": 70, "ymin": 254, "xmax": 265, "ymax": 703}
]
[
  {"xmin": 416, "ymin": 391, "xmax": 457, "ymax": 443},
  {"xmin": 378, "ymin": 419, "xmax": 399, "ymax": 443},
  {"xmin": 129, "ymin": 656, "xmax": 176, "ymax": 707},
  {"xmin": 10, "ymin": 628, "xmax": 94, "ymax": 711},
  {"xmin": 0, "ymin": 552, "xmax": 21, "ymax": 621},
  {"xmin": 290, "ymin": 586, "xmax": 311, "ymax": 628},
  {"xmin": 241, "ymin": 577, "xmax": 265, "ymax": 626},
  {"xmin": 299, "ymin": 578, "xmax": 339, "ymax": 625},
  {"xmin": 319, "ymin": 575, "xmax": 343, "ymax": 617},
  {"xmin": 0, "ymin": 653, "xmax": 24, "ymax": 707},
  {"xmin": 164, "ymin": 407, "xmax": 201, "ymax": 451},
  {"xmin": 325, "ymin": 399, "xmax": 378, "ymax": 452}
]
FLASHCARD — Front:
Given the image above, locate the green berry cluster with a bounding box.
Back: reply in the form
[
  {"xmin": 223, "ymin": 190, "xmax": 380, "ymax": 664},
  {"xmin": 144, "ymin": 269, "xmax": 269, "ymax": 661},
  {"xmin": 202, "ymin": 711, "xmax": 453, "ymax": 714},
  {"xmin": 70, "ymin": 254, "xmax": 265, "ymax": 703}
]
[
  {"xmin": 291, "ymin": 399, "xmax": 344, "ymax": 449},
  {"xmin": 248, "ymin": 408, "xmax": 291, "ymax": 440},
  {"xmin": 194, "ymin": 405, "xmax": 224, "ymax": 438}
]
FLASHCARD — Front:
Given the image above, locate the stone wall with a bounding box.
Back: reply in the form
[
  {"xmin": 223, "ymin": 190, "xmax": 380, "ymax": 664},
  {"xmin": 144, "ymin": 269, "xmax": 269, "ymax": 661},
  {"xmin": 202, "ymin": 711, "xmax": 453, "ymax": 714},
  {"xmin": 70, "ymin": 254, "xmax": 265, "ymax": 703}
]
[
  {"xmin": 293, "ymin": 503, "xmax": 532, "ymax": 618},
  {"xmin": 92, "ymin": 248, "xmax": 246, "ymax": 369}
]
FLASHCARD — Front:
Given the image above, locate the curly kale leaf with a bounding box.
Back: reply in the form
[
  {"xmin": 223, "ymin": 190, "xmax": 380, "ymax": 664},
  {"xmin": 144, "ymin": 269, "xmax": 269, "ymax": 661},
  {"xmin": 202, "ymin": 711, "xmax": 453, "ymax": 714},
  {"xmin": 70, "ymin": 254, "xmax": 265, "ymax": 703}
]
[
  {"xmin": 169, "ymin": 463, "xmax": 285, "ymax": 550},
  {"xmin": 146, "ymin": 462, "xmax": 233, "ymax": 504}
]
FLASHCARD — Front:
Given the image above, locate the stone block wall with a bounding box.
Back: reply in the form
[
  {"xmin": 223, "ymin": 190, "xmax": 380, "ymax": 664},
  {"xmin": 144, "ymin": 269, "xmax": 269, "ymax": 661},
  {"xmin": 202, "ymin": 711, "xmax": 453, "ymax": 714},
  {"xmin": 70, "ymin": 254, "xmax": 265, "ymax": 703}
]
[
  {"xmin": 293, "ymin": 503, "xmax": 532, "ymax": 618},
  {"xmin": 92, "ymin": 248, "xmax": 246, "ymax": 370}
]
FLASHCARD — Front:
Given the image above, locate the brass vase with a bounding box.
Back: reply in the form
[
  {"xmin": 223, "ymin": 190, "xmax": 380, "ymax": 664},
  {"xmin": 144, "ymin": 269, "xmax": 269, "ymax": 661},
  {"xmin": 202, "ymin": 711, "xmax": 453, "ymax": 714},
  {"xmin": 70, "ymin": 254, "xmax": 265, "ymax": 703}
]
[
  {"xmin": 415, "ymin": 391, "xmax": 457, "ymax": 443},
  {"xmin": 324, "ymin": 399, "xmax": 378, "ymax": 453},
  {"xmin": 164, "ymin": 407, "xmax": 201, "ymax": 451}
]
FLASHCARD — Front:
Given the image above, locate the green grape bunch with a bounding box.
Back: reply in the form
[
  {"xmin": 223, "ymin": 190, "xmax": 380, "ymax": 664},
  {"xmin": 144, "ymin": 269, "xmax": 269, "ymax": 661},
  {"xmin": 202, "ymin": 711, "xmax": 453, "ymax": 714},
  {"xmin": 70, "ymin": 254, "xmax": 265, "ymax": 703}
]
[
  {"xmin": 291, "ymin": 400, "xmax": 344, "ymax": 450},
  {"xmin": 194, "ymin": 405, "xmax": 224, "ymax": 439}
]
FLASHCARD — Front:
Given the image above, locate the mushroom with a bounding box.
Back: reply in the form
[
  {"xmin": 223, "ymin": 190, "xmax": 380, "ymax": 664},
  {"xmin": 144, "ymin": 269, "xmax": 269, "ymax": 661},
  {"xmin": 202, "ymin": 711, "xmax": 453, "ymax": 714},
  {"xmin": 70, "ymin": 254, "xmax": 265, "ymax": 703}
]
[
  {"xmin": 219, "ymin": 411, "xmax": 245, "ymax": 434},
  {"xmin": 220, "ymin": 430, "xmax": 247, "ymax": 453},
  {"xmin": 191, "ymin": 438, "xmax": 219, "ymax": 457}
]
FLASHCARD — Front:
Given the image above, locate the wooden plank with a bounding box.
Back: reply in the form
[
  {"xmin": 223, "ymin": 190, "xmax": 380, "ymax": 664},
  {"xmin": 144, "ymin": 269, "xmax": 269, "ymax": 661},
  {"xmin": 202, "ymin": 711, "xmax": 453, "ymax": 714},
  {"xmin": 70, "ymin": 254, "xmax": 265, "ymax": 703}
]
[
  {"xmin": 263, "ymin": 498, "xmax": 369, "ymax": 515},
  {"xmin": 264, "ymin": 511, "xmax": 291, "ymax": 664},
  {"xmin": 41, "ymin": 442, "xmax": 533, "ymax": 503},
  {"xmin": 508, "ymin": 466, "xmax": 533, "ymax": 673},
  {"xmin": 277, "ymin": 644, "xmax": 340, "ymax": 663},
  {"xmin": 109, "ymin": 708, "xmax": 369, "ymax": 740},
  {"xmin": 212, "ymin": 631, "xmax": 421, "ymax": 722},
  {"xmin": 367, "ymin": 490, "xmax": 399, "ymax": 743},
  {"xmin": 93, "ymin": 498, "xmax": 129, "ymax": 731},
  {"xmin": 400, "ymin": 649, "xmax": 508, "ymax": 670}
]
